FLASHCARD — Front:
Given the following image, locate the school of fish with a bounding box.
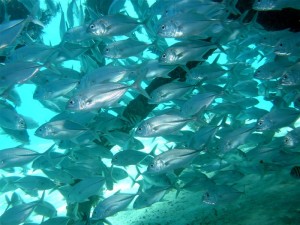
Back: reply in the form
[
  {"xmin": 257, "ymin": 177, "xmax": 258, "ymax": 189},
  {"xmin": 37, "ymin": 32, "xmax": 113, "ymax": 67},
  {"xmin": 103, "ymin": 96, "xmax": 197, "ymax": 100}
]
[{"xmin": 0, "ymin": 0, "xmax": 300, "ymax": 224}]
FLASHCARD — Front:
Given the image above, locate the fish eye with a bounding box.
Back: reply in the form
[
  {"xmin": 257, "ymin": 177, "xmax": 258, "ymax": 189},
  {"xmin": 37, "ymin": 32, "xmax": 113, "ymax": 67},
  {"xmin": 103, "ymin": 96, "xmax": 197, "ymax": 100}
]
[
  {"xmin": 137, "ymin": 127, "xmax": 142, "ymax": 131},
  {"xmin": 161, "ymin": 25, "xmax": 165, "ymax": 30},
  {"xmin": 150, "ymin": 164, "xmax": 154, "ymax": 167},
  {"xmin": 279, "ymin": 43, "xmax": 283, "ymax": 47},
  {"xmin": 105, "ymin": 48, "xmax": 109, "ymax": 52},
  {"xmin": 284, "ymin": 137, "xmax": 289, "ymax": 143},
  {"xmin": 282, "ymin": 74, "xmax": 288, "ymax": 80},
  {"xmin": 89, "ymin": 24, "xmax": 95, "ymax": 29},
  {"xmin": 162, "ymin": 54, "xmax": 166, "ymax": 58},
  {"xmin": 69, "ymin": 100, "xmax": 75, "ymax": 105},
  {"xmin": 257, "ymin": 120, "xmax": 263, "ymax": 126}
]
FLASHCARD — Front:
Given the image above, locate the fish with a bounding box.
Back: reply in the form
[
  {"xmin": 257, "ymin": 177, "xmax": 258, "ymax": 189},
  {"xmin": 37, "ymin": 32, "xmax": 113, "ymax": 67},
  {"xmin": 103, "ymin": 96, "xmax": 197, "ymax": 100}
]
[
  {"xmin": 104, "ymin": 130, "xmax": 144, "ymax": 150},
  {"xmin": 280, "ymin": 63, "xmax": 300, "ymax": 86},
  {"xmin": 133, "ymin": 186, "xmax": 169, "ymax": 209},
  {"xmin": 78, "ymin": 65, "xmax": 138, "ymax": 88},
  {"xmin": 253, "ymin": 0, "xmax": 300, "ymax": 11},
  {"xmin": 102, "ymin": 38, "xmax": 153, "ymax": 59},
  {"xmin": 66, "ymin": 176, "xmax": 105, "ymax": 203},
  {"xmin": 160, "ymin": 1, "xmax": 231, "ymax": 18},
  {"xmin": 33, "ymin": 200, "xmax": 57, "ymax": 218},
  {"xmin": 111, "ymin": 150, "xmax": 151, "ymax": 167},
  {"xmin": 146, "ymin": 148, "xmax": 200, "ymax": 174},
  {"xmin": 157, "ymin": 13, "xmax": 229, "ymax": 39},
  {"xmin": 180, "ymin": 91, "xmax": 220, "ymax": 117},
  {"xmin": 0, "ymin": 18, "xmax": 28, "ymax": 52},
  {"xmin": 14, "ymin": 175, "xmax": 56, "ymax": 193},
  {"xmin": 0, "ymin": 107, "xmax": 26, "ymax": 130},
  {"xmin": 0, "ymin": 147, "xmax": 43, "ymax": 169},
  {"xmin": 148, "ymin": 81, "xmax": 197, "ymax": 104},
  {"xmin": 67, "ymin": 80, "xmax": 149, "ymax": 111},
  {"xmin": 0, "ymin": 192, "xmax": 44, "ymax": 225},
  {"xmin": 35, "ymin": 119, "xmax": 91, "ymax": 140},
  {"xmin": 138, "ymin": 59, "xmax": 176, "ymax": 79},
  {"xmin": 135, "ymin": 110, "xmax": 197, "ymax": 137},
  {"xmin": 283, "ymin": 127, "xmax": 300, "ymax": 149},
  {"xmin": 186, "ymin": 55, "xmax": 229, "ymax": 83},
  {"xmin": 274, "ymin": 32, "xmax": 300, "ymax": 56},
  {"xmin": 1, "ymin": 0, "xmax": 300, "ymax": 223},
  {"xmin": 256, "ymin": 108, "xmax": 300, "ymax": 131},
  {"xmin": 202, "ymin": 185, "xmax": 244, "ymax": 205},
  {"xmin": 87, "ymin": 14, "xmax": 142, "ymax": 37},
  {"xmin": 211, "ymin": 170, "xmax": 244, "ymax": 185},
  {"xmin": 254, "ymin": 60, "xmax": 289, "ymax": 80},
  {"xmin": 188, "ymin": 125, "xmax": 220, "ymax": 150},
  {"xmin": 0, "ymin": 61, "xmax": 42, "ymax": 89},
  {"xmin": 40, "ymin": 217, "xmax": 70, "ymax": 225},
  {"xmin": 159, "ymin": 40, "xmax": 219, "ymax": 65},
  {"xmin": 181, "ymin": 169, "xmax": 216, "ymax": 192},
  {"xmin": 33, "ymin": 78, "xmax": 79, "ymax": 100},
  {"xmin": 290, "ymin": 166, "xmax": 300, "ymax": 179},
  {"xmin": 91, "ymin": 192, "xmax": 137, "ymax": 220},
  {"xmin": 217, "ymin": 125, "xmax": 255, "ymax": 153}
]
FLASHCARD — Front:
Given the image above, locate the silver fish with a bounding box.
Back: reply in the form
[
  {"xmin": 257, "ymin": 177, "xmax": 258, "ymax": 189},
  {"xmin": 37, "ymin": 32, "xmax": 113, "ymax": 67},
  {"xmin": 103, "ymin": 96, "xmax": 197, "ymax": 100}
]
[
  {"xmin": 34, "ymin": 200, "xmax": 57, "ymax": 218},
  {"xmin": 274, "ymin": 32, "xmax": 300, "ymax": 56},
  {"xmin": 133, "ymin": 186, "xmax": 169, "ymax": 209},
  {"xmin": 111, "ymin": 150, "xmax": 151, "ymax": 166},
  {"xmin": 66, "ymin": 176, "xmax": 105, "ymax": 203},
  {"xmin": 181, "ymin": 91, "xmax": 219, "ymax": 117},
  {"xmin": 14, "ymin": 176, "xmax": 56, "ymax": 194},
  {"xmin": 157, "ymin": 13, "xmax": 227, "ymax": 39},
  {"xmin": 159, "ymin": 40, "xmax": 219, "ymax": 65},
  {"xmin": 0, "ymin": 194, "xmax": 43, "ymax": 225},
  {"xmin": 91, "ymin": 192, "xmax": 137, "ymax": 220},
  {"xmin": 35, "ymin": 119, "xmax": 90, "ymax": 140},
  {"xmin": 253, "ymin": 0, "xmax": 300, "ymax": 11},
  {"xmin": 103, "ymin": 38, "xmax": 153, "ymax": 59},
  {"xmin": 33, "ymin": 78, "xmax": 78, "ymax": 100},
  {"xmin": 181, "ymin": 170, "xmax": 216, "ymax": 192},
  {"xmin": 202, "ymin": 185, "xmax": 243, "ymax": 205},
  {"xmin": 79, "ymin": 65, "xmax": 137, "ymax": 89},
  {"xmin": 0, "ymin": 107, "xmax": 26, "ymax": 130},
  {"xmin": 283, "ymin": 127, "xmax": 300, "ymax": 149},
  {"xmin": 135, "ymin": 110, "xmax": 196, "ymax": 137},
  {"xmin": 256, "ymin": 108, "xmax": 300, "ymax": 131},
  {"xmin": 139, "ymin": 59, "xmax": 176, "ymax": 79},
  {"xmin": 188, "ymin": 125, "xmax": 220, "ymax": 150},
  {"xmin": 0, "ymin": 147, "xmax": 41, "ymax": 169},
  {"xmin": 0, "ymin": 62, "xmax": 42, "ymax": 89},
  {"xmin": 146, "ymin": 148, "xmax": 199, "ymax": 174},
  {"xmin": 87, "ymin": 14, "xmax": 142, "ymax": 37},
  {"xmin": 280, "ymin": 63, "xmax": 300, "ymax": 86},
  {"xmin": 149, "ymin": 81, "xmax": 197, "ymax": 104},
  {"xmin": 67, "ymin": 81, "xmax": 148, "ymax": 111}
]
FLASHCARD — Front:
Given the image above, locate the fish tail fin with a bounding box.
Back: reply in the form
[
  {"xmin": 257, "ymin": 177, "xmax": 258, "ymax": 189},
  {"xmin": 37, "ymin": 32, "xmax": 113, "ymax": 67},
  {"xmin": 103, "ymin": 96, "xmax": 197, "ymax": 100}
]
[
  {"xmin": 224, "ymin": 0, "xmax": 241, "ymax": 16},
  {"xmin": 174, "ymin": 183, "xmax": 181, "ymax": 198},
  {"xmin": 130, "ymin": 74, "xmax": 150, "ymax": 99}
]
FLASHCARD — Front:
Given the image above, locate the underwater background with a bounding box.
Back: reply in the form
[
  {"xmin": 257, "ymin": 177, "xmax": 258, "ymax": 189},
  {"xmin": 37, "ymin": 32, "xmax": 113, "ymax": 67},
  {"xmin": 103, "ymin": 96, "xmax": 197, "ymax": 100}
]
[{"xmin": 0, "ymin": 0, "xmax": 300, "ymax": 224}]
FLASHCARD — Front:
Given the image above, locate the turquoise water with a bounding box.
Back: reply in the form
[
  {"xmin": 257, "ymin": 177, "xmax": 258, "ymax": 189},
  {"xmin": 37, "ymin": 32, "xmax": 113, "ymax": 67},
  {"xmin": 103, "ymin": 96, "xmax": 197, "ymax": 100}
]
[{"xmin": 1, "ymin": 0, "xmax": 300, "ymax": 225}]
